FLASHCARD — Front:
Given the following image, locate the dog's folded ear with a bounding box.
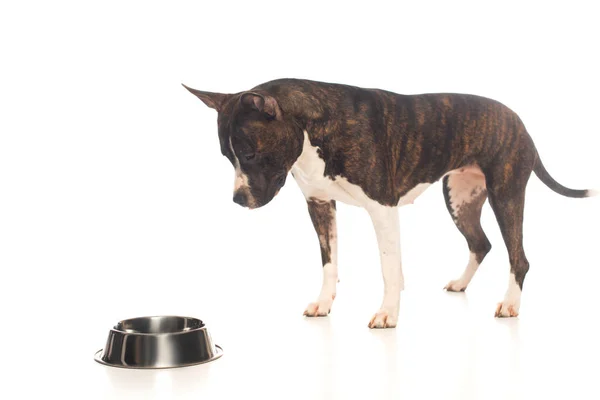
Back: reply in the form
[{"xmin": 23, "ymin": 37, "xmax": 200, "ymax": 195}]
[
  {"xmin": 182, "ymin": 84, "xmax": 229, "ymax": 112},
  {"xmin": 240, "ymin": 92, "xmax": 281, "ymax": 120}
]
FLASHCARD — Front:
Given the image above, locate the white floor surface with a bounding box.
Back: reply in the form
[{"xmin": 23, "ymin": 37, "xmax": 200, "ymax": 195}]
[{"xmin": 4, "ymin": 187, "xmax": 599, "ymax": 400}]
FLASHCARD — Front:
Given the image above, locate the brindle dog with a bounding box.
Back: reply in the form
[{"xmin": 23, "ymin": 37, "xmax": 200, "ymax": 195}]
[{"xmin": 184, "ymin": 78, "xmax": 595, "ymax": 329}]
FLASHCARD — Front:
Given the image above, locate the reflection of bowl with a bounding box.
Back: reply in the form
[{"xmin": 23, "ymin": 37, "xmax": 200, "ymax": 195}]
[{"xmin": 94, "ymin": 316, "xmax": 223, "ymax": 369}]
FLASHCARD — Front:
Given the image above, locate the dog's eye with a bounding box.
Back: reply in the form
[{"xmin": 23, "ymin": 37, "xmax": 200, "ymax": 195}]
[{"xmin": 244, "ymin": 152, "xmax": 256, "ymax": 161}]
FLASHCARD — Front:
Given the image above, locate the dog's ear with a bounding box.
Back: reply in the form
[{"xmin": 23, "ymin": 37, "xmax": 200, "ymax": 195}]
[
  {"xmin": 182, "ymin": 84, "xmax": 229, "ymax": 112},
  {"xmin": 240, "ymin": 92, "xmax": 281, "ymax": 120}
]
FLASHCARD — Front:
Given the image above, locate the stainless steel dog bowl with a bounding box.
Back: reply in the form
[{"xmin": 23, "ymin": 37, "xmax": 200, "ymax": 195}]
[{"xmin": 94, "ymin": 316, "xmax": 223, "ymax": 369}]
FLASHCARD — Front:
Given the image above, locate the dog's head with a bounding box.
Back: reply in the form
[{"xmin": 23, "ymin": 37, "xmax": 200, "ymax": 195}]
[{"xmin": 183, "ymin": 84, "xmax": 303, "ymax": 209}]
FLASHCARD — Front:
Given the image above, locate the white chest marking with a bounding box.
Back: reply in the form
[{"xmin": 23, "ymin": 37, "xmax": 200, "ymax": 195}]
[
  {"xmin": 291, "ymin": 131, "xmax": 367, "ymax": 206},
  {"xmin": 291, "ymin": 131, "xmax": 431, "ymax": 208}
]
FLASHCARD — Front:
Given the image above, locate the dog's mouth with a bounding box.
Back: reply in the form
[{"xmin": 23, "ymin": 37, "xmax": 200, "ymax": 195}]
[
  {"xmin": 234, "ymin": 171, "xmax": 287, "ymax": 209},
  {"xmin": 262, "ymin": 173, "xmax": 287, "ymax": 205},
  {"xmin": 245, "ymin": 193, "xmax": 269, "ymax": 210},
  {"xmin": 236, "ymin": 189, "xmax": 276, "ymax": 210}
]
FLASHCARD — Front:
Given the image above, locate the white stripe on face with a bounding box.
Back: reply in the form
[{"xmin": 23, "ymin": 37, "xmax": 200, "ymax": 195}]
[
  {"xmin": 233, "ymin": 166, "xmax": 250, "ymax": 192},
  {"xmin": 229, "ymin": 136, "xmax": 254, "ymax": 199},
  {"xmin": 229, "ymin": 136, "xmax": 249, "ymax": 193}
]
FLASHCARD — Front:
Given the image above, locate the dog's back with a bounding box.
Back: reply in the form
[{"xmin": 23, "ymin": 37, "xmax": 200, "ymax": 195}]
[{"xmin": 254, "ymin": 78, "xmax": 535, "ymax": 203}]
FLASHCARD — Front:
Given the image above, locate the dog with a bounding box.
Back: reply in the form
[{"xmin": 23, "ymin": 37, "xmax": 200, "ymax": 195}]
[{"xmin": 183, "ymin": 78, "xmax": 596, "ymax": 328}]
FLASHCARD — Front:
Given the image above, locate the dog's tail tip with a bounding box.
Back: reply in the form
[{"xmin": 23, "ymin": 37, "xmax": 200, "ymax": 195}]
[
  {"xmin": 586, "ymin": 189, "xmax": 599, "ymax": 198},
  {"xmin": 533, "ymin": 155, "xmax": 593, "ymax": 199}
]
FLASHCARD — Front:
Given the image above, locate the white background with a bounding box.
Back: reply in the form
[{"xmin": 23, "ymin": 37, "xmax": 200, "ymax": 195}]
[{"xmin": 1, "ymin": 1, "xmax": 599, "ymax": 399}]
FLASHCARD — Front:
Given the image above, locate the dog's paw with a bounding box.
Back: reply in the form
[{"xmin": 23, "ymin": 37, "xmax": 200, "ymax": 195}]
[
  {"xmin": 494, "ymin": 302, "xmax": 519, "ymax": 318},
  {"xmin": 444, "ymin": 279, "xmax": 467, "ymax": 292},
  {"xmin": 368, "ymin": 309, "xmax": 398, "ymax": 329},
  {"xmin": 303, "ymin": 296, "xmax": 334, "ymax": 317}
]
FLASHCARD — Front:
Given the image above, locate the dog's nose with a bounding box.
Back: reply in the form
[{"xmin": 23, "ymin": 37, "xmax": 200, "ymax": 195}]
[{"xmin": 233, "ymin": 191, "xmax": 248, "ymax": 207}]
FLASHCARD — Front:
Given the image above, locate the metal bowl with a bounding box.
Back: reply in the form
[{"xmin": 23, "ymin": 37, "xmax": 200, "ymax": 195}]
[{"xmin": 94, "ymin": 316, "xmax": 223, "ymax": 369}]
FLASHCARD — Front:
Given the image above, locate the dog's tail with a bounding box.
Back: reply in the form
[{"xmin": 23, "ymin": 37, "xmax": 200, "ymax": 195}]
[{"xmin": 533, "ymin": 153, "xmax": 597, "ymax": 198}]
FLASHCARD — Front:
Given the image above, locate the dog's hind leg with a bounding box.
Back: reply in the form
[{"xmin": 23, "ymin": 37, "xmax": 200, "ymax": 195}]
[
  {"xmin": 442, "ymin": 168, "xmax": 492, "ymax": 292},
  {"xmin": 487, "ymin": 186, "xmax": 530, "ymax": 317},
  {"xmin": 485, "ymin": 134, "xmax": 536, "ymax": 317}
]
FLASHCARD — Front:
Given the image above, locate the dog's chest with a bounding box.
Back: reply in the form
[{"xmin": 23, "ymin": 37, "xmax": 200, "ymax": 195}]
[
  {"xmin": 290, "ymin": 132, "xmax": 376, "ymax": 207},
  {"xmin": 290, "ymin": 131, "xmax": 434, "ymax": 208}
]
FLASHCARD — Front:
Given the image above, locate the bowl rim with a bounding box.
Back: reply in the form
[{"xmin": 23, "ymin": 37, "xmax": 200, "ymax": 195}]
[{"xmin": 109, "ymin": 315, "xmax": 208, "ymax": 336}]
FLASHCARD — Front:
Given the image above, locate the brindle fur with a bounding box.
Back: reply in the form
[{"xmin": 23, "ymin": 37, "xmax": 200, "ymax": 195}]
[
  {"xmin": 184, "ymin": 78, "xmax": 594, "ymax": 317},
  {"xmin": 306, "ymin": 198, "xmax": 336, "ymax": 266}
]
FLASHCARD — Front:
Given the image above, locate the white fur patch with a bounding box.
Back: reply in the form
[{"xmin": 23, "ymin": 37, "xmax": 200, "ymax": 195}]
[
  {"xmin": 291, "ymin": 131, "xmax": 367, "ymax": 207},
  {"xmin": 587, "ymin": 189, "xmax": 599, "ymax": 197},
  {"xmin": 304, "ymin": 262, "xmax": 338, "ymax": 317},
  {"xmin": 233, "ymin": 166, "xmax": 249, "ymax": 192},
  {"xmin": 229, "ymin": 136, "xmax": 256, "ymax": 206},
  {"xmin": 495, "ymin": 272, "xmax": 521, "ymax": 317},
  {"xmin": 444, "ymin": 252, "xmax": 480, "ymax": 291},
  {"xmin": 445, "ymin": 168, "xmax": 486, "ymax": 217},
  {"xmin": 367, "ymin": 205, "xmax": 403, "ymax": 328},
  {"xmin": 229, "ymin": 136, "xmax": 247, "ymax": 190},
  {"xmin": 397, "ymin": 183, "xmax": 431, "ymax": 206}
]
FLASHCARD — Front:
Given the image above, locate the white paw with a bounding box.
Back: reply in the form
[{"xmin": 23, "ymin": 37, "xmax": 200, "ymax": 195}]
[
  {"xmin": 368, "ymin": 309, "xmax": 398, "ymax": 329},
  {"xmin": 494, "ymin": 301, "xmax": 520, "ymax": 318},
  {"xmin": 303, "ymin": 296, "xmax": 334, "ymax": 317},
  {"xmin": 444, "ymin": 279, "xmax": 467, "ymax": 292}
]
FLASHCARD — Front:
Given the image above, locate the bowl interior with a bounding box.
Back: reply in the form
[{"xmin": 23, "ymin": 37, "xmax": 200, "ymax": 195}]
[{"xmin": 115, "ymin": 316, "xmax": 204, "ymax": 334}]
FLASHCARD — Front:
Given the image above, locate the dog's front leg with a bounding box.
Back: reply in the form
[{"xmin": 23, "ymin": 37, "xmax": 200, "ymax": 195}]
[
  {"xmin": 303, "ymin": 198, "xmax": 337, "ymax": 317},
  {"xmin": 367, "ymin": 205, "xmax": 403, "ymax": 329}
]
